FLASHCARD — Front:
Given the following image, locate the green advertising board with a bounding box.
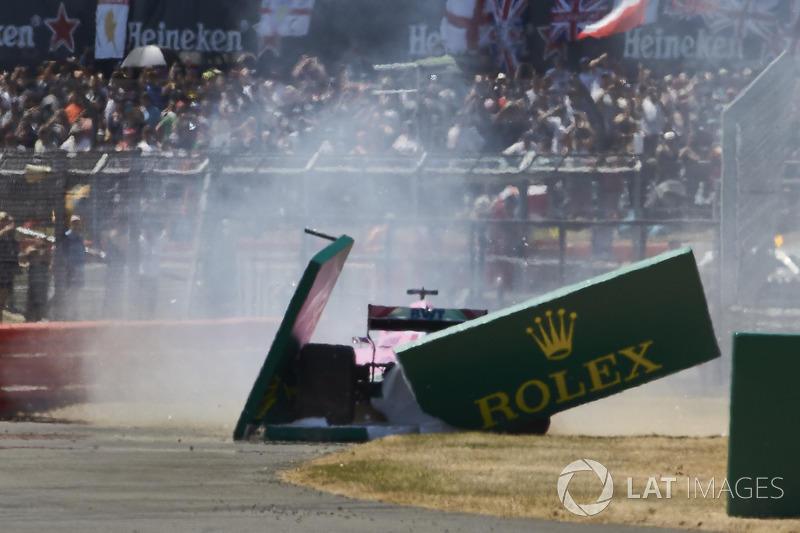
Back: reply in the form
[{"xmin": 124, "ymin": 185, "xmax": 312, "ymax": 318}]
[
  {"xmin": 728, "ymin": 333, "xmax": 800, "ymax": 518},
  {"xmin": 395, "ymin": 247, "xmax": 720, "ymax": 432},
  {"xmin": 233, "ymin": 235, "xmax": 354, "ymax": 441}
]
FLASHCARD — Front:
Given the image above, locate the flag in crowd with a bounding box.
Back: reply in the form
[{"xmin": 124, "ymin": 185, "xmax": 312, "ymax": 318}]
[
  {"xmin": 698, "ymin": 0, "xmax": 779, "ymax": 40},
  {"xmin": 440, "ymin": 0, "xmax": 495, "ymax": 55},
  {"xmin": 536, "ymin": 0, "xmax": 608, "ymax": 61},
  {"xmin": 256, "ymin": 0, "xmax": 315, "ymax": 56},
  {"xmin": 578, "ymin": 0, "xmax": 648, "ymax": 40},
  {"xmin": 95, "ymin": 0, "xmax": 129, "ymax": 59},
  {"xmin": 488, "ymin": 0, "xmax": 529, "ymax": 73},
  {"xmin": 549, "ymin": 0, "xmax": 609, "ymax": 42},
  {"xmin": 441, "ymin": 0, "xmax": 528, "ymax": 73}
]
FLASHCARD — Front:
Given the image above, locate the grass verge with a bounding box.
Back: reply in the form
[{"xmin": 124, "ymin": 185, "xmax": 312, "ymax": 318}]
[{"xmin": 280, "ymin": 432, "xmax": 800, "ymax": 532}]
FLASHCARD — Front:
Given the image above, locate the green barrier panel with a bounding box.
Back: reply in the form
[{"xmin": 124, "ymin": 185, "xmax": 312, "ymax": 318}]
[
  {"xmin": 233, "ymin": 235, "xmax": 354, "ymax": 441},
  {"xmin": 395, "ymin": 247, "xmax": 719, "ymax": 432},
  {"xmin": 727, "ymin": 333, "xmax": 800, "ymax": 517}
]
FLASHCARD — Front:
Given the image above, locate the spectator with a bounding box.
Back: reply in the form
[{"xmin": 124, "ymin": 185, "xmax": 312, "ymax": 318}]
[
  {"xmin": 578, "ymin": 56, "xmax": 601, "ymax": 96},
  {"xmin": 0, "ymin": 212, "xmax": 18, "ymax": 322},
  {"xmin": 487, "ymin": 185, "xmax": 523, "ymax": 295},
  {"xmin": 544, "ymin": 55, "xmax": 570, "ymax": 98},
  {"xmin": 544, "ymin": 105, "xmax": 568, "ymax": 155},
  {"xmin": 34, "ymin": 124, "xmax": 59, "ymax": 153},
  {"xmin": 139, "ymin": 67, "xmax": 166, "ymax": 111},
  {"xmin": 101, "ymin": 208, "xmax": 128, "ymax": 319},
  {"xmin": 611, "ymin": 103, "xmax": 638, "ymax": 153},
  {"xmin": 15, "ymin": 116, "xmax": 37, "ymax": 150},
  {"xmin": 502, "ymin": 129, "xmax": 535, "ymax": 156},
  {"xmin": 563, "ymin": 111, "xmax": 596, "ymax": 154},
  {"xmin": 639, "ymin": 85, "xmax": 665, "ymax": 158},
  {"xmin": 115, "ymin": 127, "xmax": 139, "ymax": 151},
  {"xmin": 60, "ymin": 117, "xmax": 93, "ymax": 152},
  {"xmin": 680, "ymin": 125, "xmax": 715, "ymax": 205},
  {"xmin": 84, "ymin": 73, "xmax": 108, "ymax": 119},
  {"xmin": 155, "ymin": 100, "xmax": 178, "ymax": 145},
  {"xmin": 1, "ymin": 99, "xmax": 23, "ymax": 139},
  {"xmin": 105, "ymin": 98, "xmax": 126, "ymax": 145},
  {"xmin": 63, "ymin": 215, "xmax": 86, "ymax": 321},
  {"xmin": 135, "ymin": 221, "xmax": 163, "ymax": 319},
  {"xmin": 391, "ymin": 120, "xmax": 421, "ymax": 156},
  {"xmin": 21, "ymin": 243, "xmax": 50, "ymax": 322},
  {"xmin": 447, "ymin": 114, "xmax": 485, "ymax": 153},
  {"xmin": 64, "ymin": 90, "xmax": 84, "ymax": 125},
  {"xmin": 489, "ymin": 97, "xmax": 530, "ymax": 151},
  {"xmin": 140, "ymin": 92, "xmax": 161, "ymax": 131},
  {"xmin": 47, "ymin": 109, "xmax": 70, "ymax": 145},
  {"xmin": 137, "ymin": 126, "xmax": 160, "ymax": 153},
  {"xmin": 655, "ymin": 130, "xmax": 682, "ymax": 184},
  {"xmin": 161, "ymin": 64, "xmax": 187, "ymax": 104}
]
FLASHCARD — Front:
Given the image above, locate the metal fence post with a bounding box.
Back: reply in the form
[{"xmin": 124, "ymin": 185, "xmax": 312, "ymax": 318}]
[{"xmin": 50, "ymin": 152, "xmax": 68, "ymax": 321}]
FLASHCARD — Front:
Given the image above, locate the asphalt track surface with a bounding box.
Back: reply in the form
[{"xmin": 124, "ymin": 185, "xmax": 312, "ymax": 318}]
[{"xmin": 0, "ymin": 420, "xmax": 698, "ymax": 533}]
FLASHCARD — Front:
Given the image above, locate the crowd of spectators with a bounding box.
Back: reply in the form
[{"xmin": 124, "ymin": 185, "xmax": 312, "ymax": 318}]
[
  {"xmin": 0, "ymin": 49, "xmax": 774, "ymax": 319},
  {"xmin": 0, "ymin": 51, "xmax": 759, "ymax": 208}
]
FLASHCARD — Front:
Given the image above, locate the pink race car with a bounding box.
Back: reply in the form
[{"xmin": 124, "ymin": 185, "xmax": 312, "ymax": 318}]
[{"xmin": 352, "ymin": 288, "xmax": 487, "ymax": 381}]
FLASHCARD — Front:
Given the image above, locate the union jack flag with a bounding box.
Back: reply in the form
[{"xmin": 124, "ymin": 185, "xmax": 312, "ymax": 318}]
[
  {"xmin": 549, "ymin": 0, "xmax": 609, "ymax": 42},
  {"xmin": 537, "ymin": 25, "xmax": 567, "ymax": 59},
  {"xmin": 667, "ymin": 0, "xmax": 722, "ymax": 20},
  {"xmin": 786, "ymin": 1, "xmax": 800, "ymax": 56},
  {"xmin": 488, "ymin": 0, "xmax": 529, "ymax": 73},
  {"xmin": 762, "ymin": 0, "xmax": 800, "ymax": 61},
  {"xmin": 701, "ymin": 0, "xmax": 778, "ymax": 40}
]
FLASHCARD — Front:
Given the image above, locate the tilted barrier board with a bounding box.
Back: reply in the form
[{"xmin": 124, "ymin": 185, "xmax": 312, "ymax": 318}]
[
  {"xmin": 395, "ymin": 247, "xmax": 720, "ymax": 432},
  {"xmin": 233, "ymin": 235, "xmax": 354, "ymax": 440}
]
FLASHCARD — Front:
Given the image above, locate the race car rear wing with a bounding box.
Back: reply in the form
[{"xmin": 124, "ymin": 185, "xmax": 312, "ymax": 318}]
[{"xmin": 367, "ymin": 305, "xmax": 487, "ymax": 334}]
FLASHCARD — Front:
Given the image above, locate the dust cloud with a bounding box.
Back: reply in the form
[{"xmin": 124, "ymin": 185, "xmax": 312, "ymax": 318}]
[
  {"xmin": 48, "ymin": 59, "xmax": 748, "ymax": 439},
  {"xmin": 52, "ymin": 322, "xmax": 278, "ymax": 435}
]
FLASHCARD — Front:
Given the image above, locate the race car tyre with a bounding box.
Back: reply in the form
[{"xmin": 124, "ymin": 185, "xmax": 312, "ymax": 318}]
[{"xmin": 295, "ymin": 343, "xmax": 356, "ymax": 425}]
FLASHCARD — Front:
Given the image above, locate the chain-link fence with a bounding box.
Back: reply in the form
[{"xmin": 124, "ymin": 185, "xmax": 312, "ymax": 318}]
[
  {"xmin": 720, "ymin": 52, "xmax": 800, "ymax": 342},
  {"xmin": 0, "ymin": 150, "xmax": 719, "ymax": 326}
]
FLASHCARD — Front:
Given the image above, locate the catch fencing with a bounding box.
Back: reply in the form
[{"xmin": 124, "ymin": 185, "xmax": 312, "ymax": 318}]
[{"xmin": 0, "ymin": 149, "xmax": 718, "ymax": 325}]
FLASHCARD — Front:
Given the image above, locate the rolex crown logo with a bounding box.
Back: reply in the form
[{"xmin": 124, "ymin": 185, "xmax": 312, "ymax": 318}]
[{"xmin": 526, "ymin": 309, "xmax": 577, "ymax": 360}]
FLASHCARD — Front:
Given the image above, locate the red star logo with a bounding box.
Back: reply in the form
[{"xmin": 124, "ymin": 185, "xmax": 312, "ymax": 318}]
[
  {"xmin": 45, "ymin": 3, "xmax": 80, "ymax": 53},
  {"xmin": 537, "ymin": 26, "xmax": 566, "ymax": 60},
  {"xmin": 258, "ymin": 34, "xmax": 281, "ymax": 57}
]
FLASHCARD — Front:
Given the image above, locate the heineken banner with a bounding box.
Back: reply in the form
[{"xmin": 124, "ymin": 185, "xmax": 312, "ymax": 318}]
[
  {"xmin": 0, "ymin": 2, "xmax": 96, "ymax": 68},
  {"xmin": 528, "ymin": 1, "xmax": 799, "ymax": 68},
  {"xmin": 395, "ymin": 247, "xmax": 720, "ymax": 433},
  {"xmin": 0, "ymin": 2, "xmax": 797, "ymax": 77},
  {"xmin": 126, "ymin": 0, "xmax": 259, "ymax": 56}
]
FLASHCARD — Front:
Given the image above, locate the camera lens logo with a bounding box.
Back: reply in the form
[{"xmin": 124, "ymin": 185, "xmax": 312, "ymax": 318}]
[{"xmin": 557, "ymin": 459, "xmax": 614, "ymax": 516}]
